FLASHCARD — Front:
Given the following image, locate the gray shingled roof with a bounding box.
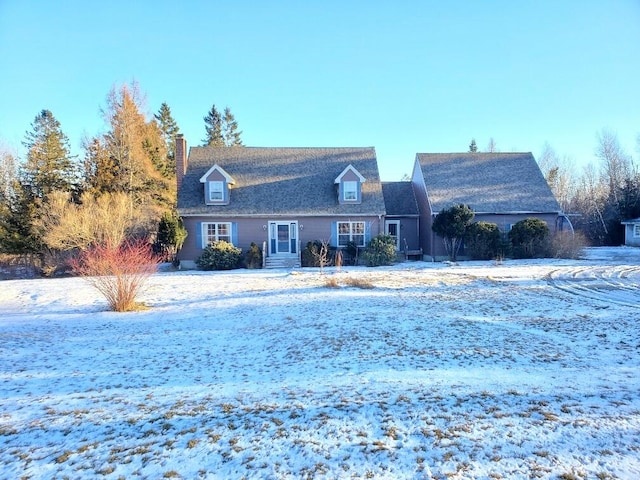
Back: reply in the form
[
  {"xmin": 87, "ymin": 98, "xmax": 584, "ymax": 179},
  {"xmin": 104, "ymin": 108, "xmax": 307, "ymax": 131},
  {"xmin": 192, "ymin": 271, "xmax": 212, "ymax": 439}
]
[
  {"xmin": 381, "ymin": 182, "xmax": 419, "ymax": 216},
  {"xmin": 178, "ymin": 146, "xmax": 386, "ymax": 216},
  {"xmin": 416, "ymin": 152, "xmax": 561, "ymax": 214}
]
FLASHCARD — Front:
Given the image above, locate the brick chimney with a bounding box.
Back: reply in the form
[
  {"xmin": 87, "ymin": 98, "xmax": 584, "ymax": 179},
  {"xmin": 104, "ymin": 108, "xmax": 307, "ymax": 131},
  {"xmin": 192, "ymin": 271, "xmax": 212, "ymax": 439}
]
[{"xmin": 176, "ymin": 134, "xmax": 187, "ymax": 190}]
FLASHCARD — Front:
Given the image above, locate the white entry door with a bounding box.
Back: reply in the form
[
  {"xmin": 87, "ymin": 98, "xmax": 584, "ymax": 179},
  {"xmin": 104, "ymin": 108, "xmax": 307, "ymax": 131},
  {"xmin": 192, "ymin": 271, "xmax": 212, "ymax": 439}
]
[{"xmin": 269, "ymin": 221, "xmax": 298, "ymax": 255}]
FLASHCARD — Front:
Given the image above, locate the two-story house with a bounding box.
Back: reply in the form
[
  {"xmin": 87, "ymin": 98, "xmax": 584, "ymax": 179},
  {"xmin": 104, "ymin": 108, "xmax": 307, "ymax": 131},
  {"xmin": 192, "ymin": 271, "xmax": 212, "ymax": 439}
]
[{"xmin": 176, "ymin": 136, "xmax": 387, "ymax": 268}]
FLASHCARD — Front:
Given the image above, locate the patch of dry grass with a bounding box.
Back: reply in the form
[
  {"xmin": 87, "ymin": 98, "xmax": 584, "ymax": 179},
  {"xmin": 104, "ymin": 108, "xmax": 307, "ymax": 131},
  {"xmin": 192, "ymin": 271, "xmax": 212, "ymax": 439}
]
[{"xmin": 344, "ymin": 277, "xmax": 375, "ymax": 289}]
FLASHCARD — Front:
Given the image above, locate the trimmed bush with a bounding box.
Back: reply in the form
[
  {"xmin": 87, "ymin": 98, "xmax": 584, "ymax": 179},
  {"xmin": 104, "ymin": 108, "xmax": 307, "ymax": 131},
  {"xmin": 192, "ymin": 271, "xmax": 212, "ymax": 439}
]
[
  {"xmin": 508, "ymin": 218, "xmax": 550, "ymax": 258},
  {"xmin": 465, "ymin": 221, "xmax": 501, "ymax": 260},
  {"xmin": 343, "ymin": 241, "xmax": 359, "ymax": 266},
  {"xmin": 155, "ymin": 212, "xmax": 188, "ymax": 264},
  {"xmin": 362, "ymin": 234, "xmax": 396, "ymax": 266},
  {"xmin": 196, "ymin": 241, "xmax": 242, "ymax": 270},
  {"xmin": 244, "ymin": 242, "xmax": 263, "ymax": 269}
]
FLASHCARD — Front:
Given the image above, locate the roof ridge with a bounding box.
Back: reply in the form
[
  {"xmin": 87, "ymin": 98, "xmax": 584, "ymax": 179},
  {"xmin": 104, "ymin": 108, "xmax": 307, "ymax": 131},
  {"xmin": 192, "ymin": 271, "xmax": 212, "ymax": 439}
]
[
  {"xmin": 192, "ymin": 145, "xmax": 376, "ymax": 150},
  {"xmin": 417, "ymin": 151, "xmax": 533, "ymax": 155},
  {"xmin": 416, "ymin": 151, "xmax": 532, "ymax": 155}
]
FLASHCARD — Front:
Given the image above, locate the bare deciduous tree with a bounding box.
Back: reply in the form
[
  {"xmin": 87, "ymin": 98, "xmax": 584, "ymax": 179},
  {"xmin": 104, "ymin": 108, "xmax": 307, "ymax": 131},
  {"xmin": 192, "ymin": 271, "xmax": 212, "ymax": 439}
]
[
  {"xmin": 310, "ymin": 239, "xmax": 330, "ymax": 273},
  {"xmin": 0, "ymin": 146, "xmax": 17, "ymax": 203},
  {"xmin": 571, "ymin": 163, "xmax": 609, "ymax": 244},
  {"xmin": 596, "ymin": 129, "xmax": 632, "ymax": 203},
  {"xmin": 485, "ymin": 137, "xmax": 498, "ymax": 153},
  {"xmin": 537, "ymin": 143, "xmax": 576, "ymax": 212}
]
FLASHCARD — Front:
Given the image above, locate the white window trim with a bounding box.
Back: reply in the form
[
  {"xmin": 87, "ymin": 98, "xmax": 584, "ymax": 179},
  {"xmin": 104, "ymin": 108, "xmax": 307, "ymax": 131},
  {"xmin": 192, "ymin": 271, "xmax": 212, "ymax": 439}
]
[
  {"xmin": 202, "ymin": 222, "xmax": 232, "ymax": 247},
  {"xmin": 334, "ymin": 164, "xmax": 366, "ymax": 183},
  {"xmin": 208, "ymin": 181, "xmax": 224, "ymax": 202},
  {"xmin": 343, "ymin": 181, "xmax": 358, "ymax": 201},
  {"xmin": 634, "ymin": 224, "xmax": 640, "ymax": 238},
  {"xmin": 338, "ymin": 221, "xmax": 366, "ymax": 247}
]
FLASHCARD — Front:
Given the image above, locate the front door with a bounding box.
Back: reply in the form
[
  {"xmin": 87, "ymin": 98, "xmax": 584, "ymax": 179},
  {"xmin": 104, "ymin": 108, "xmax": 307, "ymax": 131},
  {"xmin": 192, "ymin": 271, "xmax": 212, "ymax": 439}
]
[
  {"xmin": 269, "ymin": 221, "xmax": 298, "ymax": 255},
  {"xmin": 385, "ymin": 220, "xmax": 401, "ymax": 251}
]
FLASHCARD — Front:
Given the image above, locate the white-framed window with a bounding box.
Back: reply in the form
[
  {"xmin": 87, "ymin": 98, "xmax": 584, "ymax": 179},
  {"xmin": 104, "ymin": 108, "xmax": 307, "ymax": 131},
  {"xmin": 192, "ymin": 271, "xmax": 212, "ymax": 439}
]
[
  {"xmin": 209, "ymin": 181, "xmax": 224, "ymax": 201},
  {"xmin": 338, "ymin": 221, "xmax": 365, "ymax": 247},
  {"xmin": 202, "ymin": 222, "xmax": 232, "ymax": 247},
  {"xmin": 343, "ymin": 181, "xmax": 358, "ymax": 201},
  {"xmin": 385, "ymin": 220, "xmax": 401, "ymax": 250},
  {"xmin": 634, "ymin": 224, "xmax": 640, "ymax": 238}
]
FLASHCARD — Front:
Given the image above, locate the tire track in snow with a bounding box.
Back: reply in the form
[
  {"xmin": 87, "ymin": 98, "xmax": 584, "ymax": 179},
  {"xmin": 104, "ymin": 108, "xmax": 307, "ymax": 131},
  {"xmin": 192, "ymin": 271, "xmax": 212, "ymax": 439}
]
[{"xmin": 546, "ymin": 265, "xmax": 640, "ymax": 309}]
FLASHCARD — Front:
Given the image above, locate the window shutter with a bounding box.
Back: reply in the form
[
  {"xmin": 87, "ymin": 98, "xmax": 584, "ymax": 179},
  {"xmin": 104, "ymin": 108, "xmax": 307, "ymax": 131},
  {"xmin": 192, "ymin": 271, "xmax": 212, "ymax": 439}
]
[
  {"xmin": 196, "ymin": 222, "xmax": 203, "ymax": 248},
  {"xmin": 365, "ymin": 222, "xmax": 372, "ymax": 243},
  {"xmin": 231, "ymin": 223, "xmax": 238, "ymax": 246},
  {"xmin": 330, "ymin": 222, "xmax": 338, "ymax": 247}
]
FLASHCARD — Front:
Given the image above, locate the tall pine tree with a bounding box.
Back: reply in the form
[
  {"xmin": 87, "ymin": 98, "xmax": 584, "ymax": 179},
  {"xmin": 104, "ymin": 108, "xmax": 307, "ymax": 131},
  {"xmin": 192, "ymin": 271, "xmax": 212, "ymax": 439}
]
[
  {"xmin": 203, "ymin": 104, "xmax": 224, "ymax": 146},
  {"xmin": 82, "ymin": 136, "xmax": 118, "ymax": 195},
  {"xmin": 0, "ymin": 176, "xmax": 42, "ymax": 256},
  {"xmin": 154, "ymin": 102, "xmax": 180, "ymax": 177},
  {"xmin": 203, "ymin": 104, "xmax": 243, "ymax": 146},
  {"xmin": 222, "ymin": 107, "xmax": 243, "ymax": 146},
  {"xmin": 22, "ymin": 110, "xmax": 77, "ymax": 201}
]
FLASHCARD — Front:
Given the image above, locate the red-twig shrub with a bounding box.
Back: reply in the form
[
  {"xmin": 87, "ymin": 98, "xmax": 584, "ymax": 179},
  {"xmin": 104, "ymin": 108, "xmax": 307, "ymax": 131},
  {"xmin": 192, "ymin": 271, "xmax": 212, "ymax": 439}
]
[{"xmin": 71, "ymin": 240, "xmax": 158, "ymax": 312}]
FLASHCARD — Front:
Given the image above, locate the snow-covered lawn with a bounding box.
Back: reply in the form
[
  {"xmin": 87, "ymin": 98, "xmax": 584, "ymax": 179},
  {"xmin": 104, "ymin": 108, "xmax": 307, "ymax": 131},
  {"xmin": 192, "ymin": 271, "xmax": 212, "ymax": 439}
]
[{"xmin": 1, "ymin": 247, "xmax": 639, "ymax": 479}]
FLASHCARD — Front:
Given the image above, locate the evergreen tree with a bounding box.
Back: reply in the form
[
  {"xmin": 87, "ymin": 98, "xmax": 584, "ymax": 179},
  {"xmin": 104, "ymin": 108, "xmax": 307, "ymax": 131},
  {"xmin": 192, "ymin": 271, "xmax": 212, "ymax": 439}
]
[
  {"xmin": 203, "ymin": 104, "xmax": 243, "ymax": 146},
  {"xmin": 22, "ymin": 110, "xmax": 77, "ymax": 201},
  {"xmin": 432, "ymin": 204, "xmax": 475, "ymax": 261},
  {"xmin": 203, "ymin": 104, "xmax": 224, "ymax": 146},
  {"xmin": 0, "ymin": 179, "xmax": 42, "ymax": 255},
  {"xmin": 222, "ymin": 107, "xmax": 243, "ymax": 146},
  {"xmin": 82, "ymin": 136, "xmax": 118, "ymax": 195},
  {"xmin": 154, "ymin": 211, "xmax": 187, "ymax": 262},
  {"xmin": 154, "ymin": 102, "xmax": 180, "ymax": 177},
  {"xmin": 469, "ymin": 139, "xmax": 478, "ymax": 153},
  {"xmin": 509, "ymin": 218, "xmax": 550, "ymax": 258}
]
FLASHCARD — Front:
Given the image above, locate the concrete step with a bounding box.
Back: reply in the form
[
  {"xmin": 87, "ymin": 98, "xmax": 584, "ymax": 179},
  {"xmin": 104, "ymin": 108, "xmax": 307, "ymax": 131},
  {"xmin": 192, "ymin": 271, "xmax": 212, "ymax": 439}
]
[{"xmin": 264, "ymin": 256, "xmax": 301, "ymax": 269}]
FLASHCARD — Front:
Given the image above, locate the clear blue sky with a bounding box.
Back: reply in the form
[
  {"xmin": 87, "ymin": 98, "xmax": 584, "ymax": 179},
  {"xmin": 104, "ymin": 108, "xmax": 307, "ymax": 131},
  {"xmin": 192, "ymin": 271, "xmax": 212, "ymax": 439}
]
[{"xmin": 1, "ymin": 0, "xmax": 638, "ymax": 180}]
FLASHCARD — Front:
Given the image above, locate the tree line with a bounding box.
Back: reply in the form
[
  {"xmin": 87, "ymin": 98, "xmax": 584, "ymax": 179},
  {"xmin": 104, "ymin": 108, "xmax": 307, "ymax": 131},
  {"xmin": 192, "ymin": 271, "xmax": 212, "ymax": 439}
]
[
  {"xmin": 0, "ymin": 81, "xmax": 243, "ymax": 273},
  {"xmin": 537, "ymin": 131, "xmax": 640, "ymax": 246}
]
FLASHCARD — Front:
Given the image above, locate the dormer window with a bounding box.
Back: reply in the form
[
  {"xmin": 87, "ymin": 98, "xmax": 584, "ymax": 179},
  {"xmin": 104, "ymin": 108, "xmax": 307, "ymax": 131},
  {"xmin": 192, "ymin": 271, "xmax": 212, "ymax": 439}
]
[
  {"xmin": 343, "ymin": 181, "xmax": 358, "ymax": 201},
  {"xmin": 200, "ymin": 164, "xmax": 235, "ymax": 206},
  {"xmin": 209, "ymin": 181, "xmax": 224, "ymax": 201},
  {"xmin": 334, "ymin": 164, "xmax": 366, "ymax": 205}
]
